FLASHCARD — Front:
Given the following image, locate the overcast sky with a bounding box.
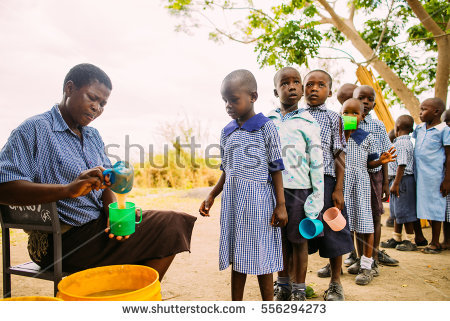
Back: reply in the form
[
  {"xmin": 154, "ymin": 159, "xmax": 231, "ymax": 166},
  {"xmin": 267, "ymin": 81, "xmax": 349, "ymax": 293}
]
[{"xmin": 0, "ymin": 0, "xmax": 415, "ymax": 161}]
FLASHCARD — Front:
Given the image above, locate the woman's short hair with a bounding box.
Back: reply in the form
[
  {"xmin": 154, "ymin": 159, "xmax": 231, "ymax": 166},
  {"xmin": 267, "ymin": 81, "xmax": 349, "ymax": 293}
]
[{"xmin": 63, "ymin": 63, "xmax": 112, "ymax": 91}]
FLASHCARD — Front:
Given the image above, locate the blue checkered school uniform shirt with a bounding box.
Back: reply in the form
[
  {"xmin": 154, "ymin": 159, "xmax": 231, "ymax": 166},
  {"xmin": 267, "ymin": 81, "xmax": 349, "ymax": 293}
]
[
  {"xmin": 305, "ymin": 104, "xmax": 346, "ymax": 177},
  {"xmin": 388, "ymin": 135, "xmax": 414, "ymax": 178},
  {"xmin": 358, "ymin": 114, "xmax": 392, "ymax": 173},
  {"xmin": 0, "ymin": 105, "xmax": 112, "ymax": 226}
]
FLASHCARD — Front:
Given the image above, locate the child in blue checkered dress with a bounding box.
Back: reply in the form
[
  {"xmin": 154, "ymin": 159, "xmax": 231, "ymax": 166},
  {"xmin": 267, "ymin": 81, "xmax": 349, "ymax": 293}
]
[
  {"xmin": 354, "ymin": 85, "xmax": 397, "ymax": 267},
  {"xmin": 442, "ymin": 109, "xmax": 450, "ymax": 250},
  {"xmin": 342, "ymin": 99, "xmax": 397, "ymax": 285},
  {"xmin": 199, "ymin": 69, "xmax": 288, "ymax": 301}
]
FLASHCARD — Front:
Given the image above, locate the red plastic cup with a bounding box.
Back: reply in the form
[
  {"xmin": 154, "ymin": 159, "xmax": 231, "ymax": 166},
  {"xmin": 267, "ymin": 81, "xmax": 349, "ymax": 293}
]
[{"xmin": 323, "ymin": 207, "xmax": 346, "ymax": 231}]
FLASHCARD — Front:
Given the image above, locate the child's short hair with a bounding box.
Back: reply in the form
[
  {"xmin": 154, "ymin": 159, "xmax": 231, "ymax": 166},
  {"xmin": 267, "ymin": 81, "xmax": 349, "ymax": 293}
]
[
  {"xmin": 223, "ymin": 69, "xmax": 257, "ymax": 93},
  {"xmin": 342, "ymin": 97, "xmax": 364, "ymax": 113},
  {"xmin": 63, "ymin": 63, "xmax": 112, "ymax": 91},
  {"xmin": 388, "ymin": 129, "xmax": 395, "ymax": 142},
  {"xmin": 304, "ymin": 69, "xmax": 332, "ymax": 89},
  {"xmin": 273, "ymin": 67, "xmax": 301, "ymax": 86},
  {"xmin": 353, "ymin": 85, "xmax": 376, "ymax": 99},
  {"xmin": 337, "ymin": 83, "xmax": 358, "ymax": 105},
  {"xmin": 423, "ymin": 97, "xmax": 446, "ymax": 114},
  {"xmin": 441, "ymin": 109, "xmax": 450, "ymax": 122},
  {"xmin": 396, "ymin": 115, "xmax": 414, "ymax": 133}
]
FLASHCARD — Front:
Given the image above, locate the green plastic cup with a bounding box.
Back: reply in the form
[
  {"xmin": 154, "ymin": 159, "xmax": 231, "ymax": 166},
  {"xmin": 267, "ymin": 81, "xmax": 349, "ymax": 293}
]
[
  {"xmin": 343, "ymin": 115, "xmax": 358, "ymax": 130},
  {"xmin": 108, "ymin": 201, "xmax": 142, "ymax": 236}
]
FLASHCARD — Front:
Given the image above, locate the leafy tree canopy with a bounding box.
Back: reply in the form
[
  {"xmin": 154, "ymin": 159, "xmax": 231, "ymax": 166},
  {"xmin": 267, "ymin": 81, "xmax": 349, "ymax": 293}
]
[{"xmin": 166, "ymin": 0, "xmax": 449, "ymax": 106}]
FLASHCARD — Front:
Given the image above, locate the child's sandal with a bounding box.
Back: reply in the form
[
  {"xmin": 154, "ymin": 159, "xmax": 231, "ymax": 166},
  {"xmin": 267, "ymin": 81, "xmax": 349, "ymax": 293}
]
[{"xmin": 421, "ymin": 245, "xmax": 442, "ymax": 254}]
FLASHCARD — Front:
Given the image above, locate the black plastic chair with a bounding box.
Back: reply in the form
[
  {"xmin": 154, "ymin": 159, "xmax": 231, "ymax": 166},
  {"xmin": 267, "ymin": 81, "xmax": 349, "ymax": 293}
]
[{"xmin": 0, "ymin": 203, "xmax": 69, "ymax": 297}]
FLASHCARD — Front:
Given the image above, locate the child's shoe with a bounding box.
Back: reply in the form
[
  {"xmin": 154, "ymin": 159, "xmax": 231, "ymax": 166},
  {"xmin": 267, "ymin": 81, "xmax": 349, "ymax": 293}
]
[
  {"xmin": 274, "ymin": 282, "xmax": 291, "ymax": 301},
  {"xmin": 355, "ymin": 268, "xmax": 373, "ymax": 285},
  {"xmin": 378, "ymin": 250, "xmax": 399, "ymax": 266},
  {"xmin": 371, "ymin": 260, "xmax": 379, "ymax": 277},
  {"xmin": 323, "ymin": 282, "xmax": 344, "ymax": 301},
  {"xmin": 344, "ymin": 250, "xmax": 357, "ymax": 267},
  {"xmin": 385, "ymin": 217, "xmax": 394, "ymax": 227},
  {"xmin": 381, "ymin": 238, "xmax": 401, "ymax": 248},
  {"xmin": 396, "ymin": 240, "xmax": 417, "ymax": 251},
  {"xmin": 317, "ymin": 263, "xmax": 343, "ymax": 278},
  {"xmin": 347, "ymin": 258, "xmax": 361, "ymax": 275},
  {"xmin": 317, "ymin": 263, "xmax": 331, "ymax": 278},
  {"xmin": 290, "ymin": 290, "xmax": 306, "ymax": 301}
]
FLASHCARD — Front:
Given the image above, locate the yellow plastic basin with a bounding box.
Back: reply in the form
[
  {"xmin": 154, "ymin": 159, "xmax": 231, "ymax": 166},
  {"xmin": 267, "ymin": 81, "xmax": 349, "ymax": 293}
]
[
  {"xmin": 56, "ymin": 265, "xmax": 161, "ymax": 301},
  {"xmin": 1, "ymin": 296, "xmax": 62, "ymax": 301}
]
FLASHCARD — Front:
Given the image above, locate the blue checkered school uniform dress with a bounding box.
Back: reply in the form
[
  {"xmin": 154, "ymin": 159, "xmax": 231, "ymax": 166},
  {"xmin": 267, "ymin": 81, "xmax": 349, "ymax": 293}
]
[
  {"xmin": 344, "ymin": 129, "xmax": 379, "ymax": 233},
  {"xmin": 446, "ymin": 195, "xmax": 450, "ymax": 222},
  {"xmin": 219, "ymin": 113, "xmax": 285, "ymax": 275},
  {"xmin": 0, "ymin": 105, "xmax": 111, "ymax": 226},
  {"xmin": 359, "ymin": 114, "xmax": 392, "ymax": 173},
  {"xmin": 413, "ymin": 122, "xmax": 450, "ymax": 221}
]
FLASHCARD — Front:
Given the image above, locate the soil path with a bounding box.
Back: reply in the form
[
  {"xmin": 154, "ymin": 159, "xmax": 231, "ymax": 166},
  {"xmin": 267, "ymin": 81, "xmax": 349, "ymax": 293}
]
[{"xmin": 1, "ymin": 188, "xmax": 449, "ymax": 300}]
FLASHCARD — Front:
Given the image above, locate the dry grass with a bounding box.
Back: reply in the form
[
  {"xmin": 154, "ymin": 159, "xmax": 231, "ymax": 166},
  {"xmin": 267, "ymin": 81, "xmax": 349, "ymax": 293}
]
[{"xmin": 133, "ymin": 151, "xmax": 221, "ymax": 189}]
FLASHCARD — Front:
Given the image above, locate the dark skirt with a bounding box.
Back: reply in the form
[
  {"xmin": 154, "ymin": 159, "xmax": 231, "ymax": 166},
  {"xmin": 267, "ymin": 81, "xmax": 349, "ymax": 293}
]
[
  {"xmin": 369, "ymin": 170, "xmax": 385, "ymax": 216},
  {"xmin": 389, "ymin": 175, "xmax": 417, "ymax": 224},
  {"xmin": 308, "ymin": 175, "xmax": 354, "ymax": 258},
  {"xmin": 33, "ymin": 209, "xmax": 196, "ymax": 272},
  {"xmin": 282, "ymin": 188, "xmax": 315, "ymax": 244}
]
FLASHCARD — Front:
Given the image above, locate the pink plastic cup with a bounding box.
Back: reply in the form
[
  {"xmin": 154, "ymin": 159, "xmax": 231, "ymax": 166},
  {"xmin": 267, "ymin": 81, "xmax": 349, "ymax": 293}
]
[{"xmin": 323, "ymin": 207, "xmax": 346, "ymax": 231}]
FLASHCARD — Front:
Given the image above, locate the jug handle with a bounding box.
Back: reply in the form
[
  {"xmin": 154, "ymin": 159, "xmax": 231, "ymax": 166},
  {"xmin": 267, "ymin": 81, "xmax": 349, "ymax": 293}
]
[
  {"xmin": 136, "ymin": 207, "xmax": 143, "ymax": 224},
  {"xmin": 103, "ymin": 169, "xmax": 115, "ymax": 184}
]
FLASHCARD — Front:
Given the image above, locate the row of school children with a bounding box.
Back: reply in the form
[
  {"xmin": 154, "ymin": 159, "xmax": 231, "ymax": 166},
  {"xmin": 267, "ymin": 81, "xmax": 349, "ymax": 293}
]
[{"xmin": 198, "ymin": 67, "xmax": 450, "ymax": 301}]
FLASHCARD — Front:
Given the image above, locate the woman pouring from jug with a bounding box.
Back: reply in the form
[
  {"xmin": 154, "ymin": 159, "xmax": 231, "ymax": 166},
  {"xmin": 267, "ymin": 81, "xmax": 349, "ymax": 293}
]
[{"xmin": 0, "ymin": 63, "xmax": 196, "ymax": 281}]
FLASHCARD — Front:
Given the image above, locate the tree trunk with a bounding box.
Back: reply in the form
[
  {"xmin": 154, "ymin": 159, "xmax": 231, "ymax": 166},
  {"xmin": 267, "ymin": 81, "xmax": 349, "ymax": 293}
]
[
  {"xmin": 317, "ymin": 0, "xmax": 421, "ymax": 123},
  {"xmin": 435, "ymin": 36, "xmax": 449, "ymax": 104},
  {"xmin": 406, "ymin": 0, "xmax": 449, "ymax": 105}
]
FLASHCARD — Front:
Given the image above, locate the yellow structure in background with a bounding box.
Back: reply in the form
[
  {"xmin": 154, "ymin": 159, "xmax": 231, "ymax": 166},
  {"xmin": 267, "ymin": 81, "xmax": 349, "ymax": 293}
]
[
  {"xmin": 356, "ymin": 65, "xmax": 395, "ymax": 133},
  {"xmin": 356, "ymin": 66, "xmax": 429, "ymax": 228}
]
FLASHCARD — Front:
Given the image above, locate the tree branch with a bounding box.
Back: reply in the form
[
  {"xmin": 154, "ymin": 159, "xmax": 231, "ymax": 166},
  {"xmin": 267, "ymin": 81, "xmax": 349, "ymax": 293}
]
[
  {"xmin": 405, "ymin": 0, "xmax": 446, "ymax": 37},
  {"xmin": 212, "ymin": 26, "xmax": 260, "ymax": 44},
  {"xmin": 388, "ymin": 33, "xmax": 449, "ymax": 48},
  {"xmin": 372, "ymin": 0, "xmax": 395, "ymax": 59},
  {"xmin": 349, "ymin": 2, "xmax": 355, "ymax": 22},
  {"xmin": 196, "ymin": 10, "xmax": 259, "ymax": 44},
  {"xmin": 211, "ymin": 4, "xmax": 279, "ymax": 25}
]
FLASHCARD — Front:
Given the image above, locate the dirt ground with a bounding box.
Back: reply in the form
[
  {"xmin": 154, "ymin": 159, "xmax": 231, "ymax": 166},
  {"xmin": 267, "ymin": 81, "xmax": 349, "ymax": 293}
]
[{"xmin": 1, "ymin": 188, "xmax": 449, "ymax": 301}]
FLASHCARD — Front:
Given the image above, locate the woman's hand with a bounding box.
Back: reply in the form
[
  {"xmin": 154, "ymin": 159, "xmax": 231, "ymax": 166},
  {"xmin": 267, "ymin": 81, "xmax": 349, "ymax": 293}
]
[
  {"xmin": 199, "ymin": 194, "xmax": 215, "ymax": 217},
  {"xmin": 65, "ymin": 166, "xmax": 110, "ymax": 198},
  {"xmin": 271, "ymin": 203, "xmax": 288, "ymax": 227},
  {"xmin": 104, "ymin": 218, "xmax": 131, "ymax": 241},
  {"xmin": 104, "ymin": 208, "xmax": 141, "ymax": 241}
]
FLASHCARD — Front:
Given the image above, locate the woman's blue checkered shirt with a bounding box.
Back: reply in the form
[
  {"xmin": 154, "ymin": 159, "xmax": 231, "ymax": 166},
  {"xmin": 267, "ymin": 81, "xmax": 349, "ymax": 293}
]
[{"xmin": 0, "ymin": 105, "xmax": 112, "ymax": 226}]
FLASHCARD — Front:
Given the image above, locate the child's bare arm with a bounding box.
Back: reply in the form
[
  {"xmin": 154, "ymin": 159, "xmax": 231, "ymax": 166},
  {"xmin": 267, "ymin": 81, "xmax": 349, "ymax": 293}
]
[
  {"xmin": 270, "ymin": 170, "xmax": 288, "ymax": 227},
  {"xmin": 381, "ymin": 164, "xmax": 390, "ymax": 201},
  {"xmin": 368, "ymin": 147, "xmax": 397, "ymax": 168},
  {"xmin": 390, "ymin": 165, "xmax": 405, "ymax": 198},
  {"xmin": 440, "ymin": 146, "xmax": 450, "ymax": 197},
  {"xmin": 333, "ymin": 151, "xmax": 345, "ymax": 210},
  {"xmin": 199, "ymin": 172, "xmax": 225, "ymax": 217}
]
